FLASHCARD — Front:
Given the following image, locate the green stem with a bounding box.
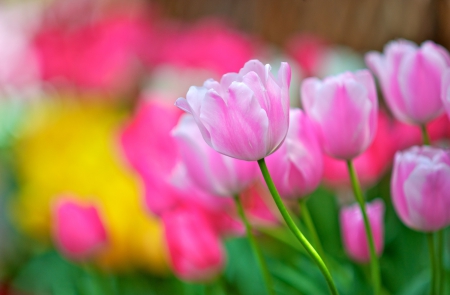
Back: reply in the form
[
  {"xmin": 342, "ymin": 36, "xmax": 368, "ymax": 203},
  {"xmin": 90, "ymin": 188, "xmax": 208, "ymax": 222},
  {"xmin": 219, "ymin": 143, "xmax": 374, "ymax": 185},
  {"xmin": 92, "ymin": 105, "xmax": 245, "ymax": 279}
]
[
  {"xmin": 421, "ymin": 125, "xmax": 431, "ymax": 146},
  {"xmin": 233, "ymin": 194, "xmax": 274, "ymax": 295},
  {"xmin": 299, "ymin": 198, "xmax": 327, "ymax": 264},
  {"xmin": 437, "ymin": 230, "xmax": 444, "ymax": 295},
  {"xmin": 428, "ymin": 233, "xmax": 437, "ymax": 295},
  {"xmin": 346, "ymin": 160, "xmax": 380, "ymax": 295},
  {"xmin": 257, "ymin": 158, "xmax": 339, "ymax": 295}
]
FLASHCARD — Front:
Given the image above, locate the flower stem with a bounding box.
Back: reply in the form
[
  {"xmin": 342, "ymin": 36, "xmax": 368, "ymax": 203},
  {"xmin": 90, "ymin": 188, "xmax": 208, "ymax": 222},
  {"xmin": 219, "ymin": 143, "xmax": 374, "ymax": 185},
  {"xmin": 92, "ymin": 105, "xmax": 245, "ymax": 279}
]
[
  {"xmin": 233, "ymin": 194, "xmax": 274, "ymax": 295},
  {"xmin": 437, "ymin": 230, "xmax": 444, "ymax": 295},
  {"xmin": 346, "ymin": 160, "xmax": 380, "ymax": 295},
  {"xmin": 427, "ymin": 233, "xmax": 437, "ymax": 295},
  {"xmin": 421, "ymin": 125, "xmax": 431, "ymax": 145},
  {"xmin": 299, "ymin": 198, "xmax": 327, "ymax": 265},
  {"xmin": 257, "ymin": 158, "xmax": 339, "ymax": 295}
]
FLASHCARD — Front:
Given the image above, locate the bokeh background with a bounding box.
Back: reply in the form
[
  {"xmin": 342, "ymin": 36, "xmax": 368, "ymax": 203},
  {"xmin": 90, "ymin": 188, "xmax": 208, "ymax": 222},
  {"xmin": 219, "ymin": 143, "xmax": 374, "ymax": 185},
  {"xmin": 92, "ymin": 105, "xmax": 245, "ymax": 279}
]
[{"xmin": 0, "ymin": 0, "xmax": 449, "ymax": 294}]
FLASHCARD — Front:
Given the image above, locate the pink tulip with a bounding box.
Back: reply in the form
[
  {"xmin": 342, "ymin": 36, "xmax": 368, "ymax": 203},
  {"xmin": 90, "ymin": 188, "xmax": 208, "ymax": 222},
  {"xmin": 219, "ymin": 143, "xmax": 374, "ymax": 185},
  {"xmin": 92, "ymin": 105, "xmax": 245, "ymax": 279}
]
[
  {"xmin": 301, "ymin": 70, "xmax": 378, "ymax": 160},
  {"xmin": 322, "ymin": 111, "xmax": 398, "ymax": 188},
  {"xmin": 340, "ymin": 199, "xmax": 385, "ymax": 263},
  {"xmin": 391, "ymin": 146, "xmax": 450, "ymax": 232},
  {"xmin": 52, "ymin": 198, "xmax": 107, "ymax": 261},
  {"xmin": 442, "ymin": 68, "xmax": 450, "ymax": 119},
  {"xmin": 366, "ymin": 40, "xmax": 450, "ymax": 125},
  {"xmin": 172, "ymin": 114, "xmax": 258, "ymax": 197},
  {"xmin": 163, "ymin": 207, "xmax": 225, "ymax": 282},
  {"xmin": 265, "ymin": 108, "xmax": 323, "ymax": 198},
  {"xmin": 175, "ymin": 59, "xmax": 291, "ymax": 161}
]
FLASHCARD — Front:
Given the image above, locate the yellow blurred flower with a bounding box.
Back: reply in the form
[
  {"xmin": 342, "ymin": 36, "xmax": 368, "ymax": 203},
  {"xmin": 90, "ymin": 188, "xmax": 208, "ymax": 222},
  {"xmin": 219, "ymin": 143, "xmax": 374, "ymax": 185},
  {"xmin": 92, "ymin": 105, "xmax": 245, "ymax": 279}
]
[{"xmin": 11, "ymin": 97, "xmax": 169, "ymax": 274}]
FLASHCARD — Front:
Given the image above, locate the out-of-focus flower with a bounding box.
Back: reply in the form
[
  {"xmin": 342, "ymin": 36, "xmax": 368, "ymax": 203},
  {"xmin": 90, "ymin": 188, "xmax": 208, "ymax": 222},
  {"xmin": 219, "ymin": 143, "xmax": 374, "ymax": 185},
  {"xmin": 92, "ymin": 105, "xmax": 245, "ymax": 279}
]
[
  {"xmin": 34, "ymin": 8, "xmax": 152, "ymax": 97},
  {"xmin": 391, "ymin": 146, "xmax": 450, "ymax": 232},
  {"xmin": 0, "ymin": 3, "xmax": 41, "ymax": 90},
  {"xmin": 12, "ymin": 99, "xmax": 168, "ymax": 273},
  {"xmin": 152, "ymin": 19, "xmax": 257, "ymax": 75},
  {"xmin": 301, "ymin": 70, "xmax": 378, "ymax": 160},
  {"xmin": 265, "ymin": 108, "xmax": 323, "ymax": 198},
  {"xmin": 366, "ymin": 39, "xmax": 450, "ymax": 125},
  {"xmin": 176, "ymin": 59, "xmax": 291, "ymax": 161},
  {"xmin": 172, "ymin": 114, "xmax": 257, "ymax": 197},
  {"xmin": 286, "ymin": 34, "xmax": 328, "ymax": 77},
  {"xmin": 340, "ymin": 199, "xmax": 385, "ymax": 263},
  {"xmin": 163, "ymin": 207, "xmax": 225, "ymax": 282},
  {"xmin": 52, "ymin": 198, "xmax": 107, "ymax": 261}
]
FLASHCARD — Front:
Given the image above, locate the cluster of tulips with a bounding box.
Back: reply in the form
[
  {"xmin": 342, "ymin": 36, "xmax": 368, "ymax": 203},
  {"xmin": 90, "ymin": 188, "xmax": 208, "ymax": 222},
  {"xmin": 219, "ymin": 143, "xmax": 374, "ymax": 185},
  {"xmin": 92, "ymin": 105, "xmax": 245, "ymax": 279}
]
[
  {"xmin": 56, "ymin": 38, "xmax": 450, "ymax": 294},
  {"xmin": 161, "ymin": 39, "xmax": 450, "ymax": 295}
]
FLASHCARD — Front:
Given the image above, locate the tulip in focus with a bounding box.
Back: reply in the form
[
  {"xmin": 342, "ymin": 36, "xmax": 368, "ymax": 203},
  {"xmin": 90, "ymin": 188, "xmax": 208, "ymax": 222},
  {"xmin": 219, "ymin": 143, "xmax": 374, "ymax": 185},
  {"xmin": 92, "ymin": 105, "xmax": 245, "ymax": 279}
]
[
  {"xmin": 175, "ymin": 59, "xmax": 291, "ymax": 161},
  {"xmin": 265, "ymin": 108, "xmax": 323, "ymax": 198},
  {"xmin": 366, "ymin": 39, "xmax": 450, "ymax": 125},
  {"xmin": 172, "ymin": 114, "xmax": 257, "ymax": 197},
  {"xmin": 391, "ymin": 146, "xmax": 450, "ymax": 232},
  {"xmin": 340, "ymin": 199, "xmax": 385, "ymax": 263},
  {"xmin": 163, "ymin": 207, "xmax": 225, "ymax": 282},
  {"xmin": 53, "ymin": 198, "xmax": 107, "ymax": 261},
  {"xmin": 301, "ymin": 70, "xmax": 378, "ymax": 160}
]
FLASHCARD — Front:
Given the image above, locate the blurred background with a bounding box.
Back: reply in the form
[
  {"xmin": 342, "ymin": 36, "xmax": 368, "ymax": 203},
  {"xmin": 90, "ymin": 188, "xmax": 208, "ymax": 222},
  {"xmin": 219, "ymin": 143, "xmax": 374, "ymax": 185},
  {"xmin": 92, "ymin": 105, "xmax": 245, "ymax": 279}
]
[{"xmin": 0, "ymin": 0, "xmax": 449, "ymax": 294}]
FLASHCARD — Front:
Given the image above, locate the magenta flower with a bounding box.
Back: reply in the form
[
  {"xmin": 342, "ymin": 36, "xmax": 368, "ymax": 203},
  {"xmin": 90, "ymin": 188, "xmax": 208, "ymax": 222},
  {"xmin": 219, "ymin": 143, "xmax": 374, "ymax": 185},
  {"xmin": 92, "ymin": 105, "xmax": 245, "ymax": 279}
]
[
  {"xmin": 175, "ymin": 59, "xmax": 291, "ymax": 161},
  {"xmin": 301, "ymin": 70, "xmax": 378, "ymax": 160},
  {"xmin": 52, "ymin": 198, "xmax": 107, "ymax": 261},
  {"xmin": 163, "ymin": 207, "xmax": 225, "ymax": 282},
  {"xmin": 366, "ymin": 39, "xmax": 450, "ymax": 125},
  {"xmin": 391, "ymin": 146, "xmax": 450, "ymax": 232},
  {"xmin": 265, "ymin": 108, "xmax": 323, "ymax": 199},
  {"xmin": 340, "ymin": 199, "xmax": 385, "ymax": 263},
  {"xmin": 172, "ymin": 114, "xmax": 258, "ymax": 197}
]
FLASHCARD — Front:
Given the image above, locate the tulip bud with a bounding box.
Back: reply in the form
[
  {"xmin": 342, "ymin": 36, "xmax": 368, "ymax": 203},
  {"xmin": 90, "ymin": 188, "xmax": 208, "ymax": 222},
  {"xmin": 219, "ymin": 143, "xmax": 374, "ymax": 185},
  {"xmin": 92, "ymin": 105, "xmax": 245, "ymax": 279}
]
[
  {"xmin": 52, "ymin": 198, "xmax": 107, "ymax": 261},
  {"xmin": 366, "ymin": 39, "xmax": 450, "ymax": 125},
  {"xmin": 163, "ymin": 208, "xmax": 225, "ymax": 282},
  {"xmin": 391, "ymin": 146, "xmax": 450, "ymax": 232},
  {"xmin": 340, "ymin": 199, "xmax": 385, "ymax": 263},
  {"xmin": 175, "ymin": 59, "xmax": 291, "ymax": 161},
  {"xmin": 265, "ymin": 108, "xmax": 323, "ymax": 198},
  {"xmin": 172, "ymin": 114, "xmax": 258, "ymax": 197},
  {"xmin": 301, "ymin": 70, "xmax": 378, "ymax": 160}
]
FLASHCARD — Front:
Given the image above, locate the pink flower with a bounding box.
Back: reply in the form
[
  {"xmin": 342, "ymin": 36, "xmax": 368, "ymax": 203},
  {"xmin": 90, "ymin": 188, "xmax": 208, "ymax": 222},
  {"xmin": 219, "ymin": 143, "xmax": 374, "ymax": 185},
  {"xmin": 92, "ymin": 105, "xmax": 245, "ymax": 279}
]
[
  {"xmin": 172, "ymin": 114, "xmax": 258, "ymax": 197},
  {"xmin": 52, "ymin": 198, "xmax": 107, "ymax": 261},
  {"xmin": 301, "ymin": 70, "xmax": 378, "ymax": 160},
  {"xmin": 175, "ymin": 59, "xmax": 291, "ymax": 161},
  {"xmin": 163, "ymin": 207, "xmax": 225, "ymax": 282},
  {"xmin": 265, "ymin": 108, "xmax": 323, "ymax": 198},
  {"xmin": 366, "ymin": 40, "xmax": 450, "ymax": 125},
  {"xmin": 340, "ymin": 199, "xmax": 385, "ymax": 263},
  {"xmin": 153, "ymin": 19, "xmax": 257, "ymax": 75},
  {"xmin": 442, "ymin": 68, "xmax": 450, "ymax": 119},
  {"xmin": 120, "ymin": 99, "xmax": 183, "ymax": 215},
  {"xmin": 322, "ymin": 111, "xmax": 397, "ymax": 188},
  {"xmin": 391, "ymin": 146, "xmax": 450, "ymax": 232}
]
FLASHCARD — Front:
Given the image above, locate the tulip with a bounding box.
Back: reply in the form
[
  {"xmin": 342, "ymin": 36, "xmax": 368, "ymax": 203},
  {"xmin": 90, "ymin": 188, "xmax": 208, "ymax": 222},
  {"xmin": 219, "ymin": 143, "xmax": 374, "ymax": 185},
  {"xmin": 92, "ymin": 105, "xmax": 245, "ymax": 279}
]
[
  {"xmin": 442, "ymin": 68, "xmax": 450, "ymax": 119},
  {"xmin": 163, "ymin": 207, "xmax": 225, "ymax": 282},
  {"xmin": 366, "ymin": 40, "xmax": 450, "ymax": 125},
  {"xmin": 391, "ymin": 146, "xmax": 450, "ymax": 232},
  {"xmin": 265, "ymin": 108, "xmax": 323, "ymax": 198},
  {"xmin": 301, "ymin": 70, "xmax": 378, "ymax": 160},
  {"xmin": 175, "ymin": 59, "xmax": 291, "ymax": 161},
  {"xmin": 340, "ymin": 199, "xmax": 385, "ymax": 263},
  {"xmin": 52, "ymin": 198, "xmax": 107, "ymax": 261},
  {"xmin": 172, "ymin": 114, "xmax": 258, "ymax": 197}
]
